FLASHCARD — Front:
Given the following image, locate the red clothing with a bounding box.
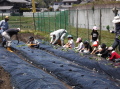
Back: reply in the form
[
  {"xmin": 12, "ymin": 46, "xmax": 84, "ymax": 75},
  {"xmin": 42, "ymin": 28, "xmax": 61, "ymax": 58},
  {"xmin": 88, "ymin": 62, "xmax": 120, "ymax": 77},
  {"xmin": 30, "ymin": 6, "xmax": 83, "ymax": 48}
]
[{"xmin": 109, "ymin": 51, "xmax": 120, "ymax": 61}]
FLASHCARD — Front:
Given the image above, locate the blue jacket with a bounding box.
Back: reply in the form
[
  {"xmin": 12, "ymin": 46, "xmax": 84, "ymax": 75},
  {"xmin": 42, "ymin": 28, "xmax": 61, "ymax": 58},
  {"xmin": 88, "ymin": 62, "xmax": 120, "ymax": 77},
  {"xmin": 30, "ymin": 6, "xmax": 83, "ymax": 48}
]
[{"xmin": 0, "ymin": 20, "xmax": 9, "ymax": 31}]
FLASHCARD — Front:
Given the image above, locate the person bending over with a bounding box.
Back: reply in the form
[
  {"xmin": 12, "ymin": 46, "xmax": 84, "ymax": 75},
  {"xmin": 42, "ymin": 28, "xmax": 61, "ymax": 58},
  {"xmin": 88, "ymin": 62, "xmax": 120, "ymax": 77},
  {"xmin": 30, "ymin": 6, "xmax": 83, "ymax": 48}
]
[
  {"xmin": 50, "ymin": 29, "xmax": 67, "ymax": 46},
  {"xmin": 1, "ymin": 28, "xmax": 20, "ymax": 52}
]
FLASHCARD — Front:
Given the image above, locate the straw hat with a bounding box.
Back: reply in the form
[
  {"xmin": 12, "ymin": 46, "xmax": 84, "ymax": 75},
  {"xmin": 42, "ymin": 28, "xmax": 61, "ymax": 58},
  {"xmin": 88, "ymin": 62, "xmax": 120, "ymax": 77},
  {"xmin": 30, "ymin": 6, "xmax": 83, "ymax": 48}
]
[{"xmin": 5, "ymin": 16, "xmax": 9, "ymax": 19}]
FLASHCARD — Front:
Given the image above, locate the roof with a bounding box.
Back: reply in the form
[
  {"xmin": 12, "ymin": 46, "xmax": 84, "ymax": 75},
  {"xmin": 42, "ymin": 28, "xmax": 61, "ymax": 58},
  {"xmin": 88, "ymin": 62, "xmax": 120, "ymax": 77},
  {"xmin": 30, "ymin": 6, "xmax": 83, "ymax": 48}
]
[
  {"xmin": 62, "ymin": 0, "xmax": 78, "ymax": 2},
  {"xmin": 0, "ymin": 6, "xmax": 13, "ymax": 10},
  {"xmin": 7, "ymin": 0, "xmax": 28, "ymax": 3}
]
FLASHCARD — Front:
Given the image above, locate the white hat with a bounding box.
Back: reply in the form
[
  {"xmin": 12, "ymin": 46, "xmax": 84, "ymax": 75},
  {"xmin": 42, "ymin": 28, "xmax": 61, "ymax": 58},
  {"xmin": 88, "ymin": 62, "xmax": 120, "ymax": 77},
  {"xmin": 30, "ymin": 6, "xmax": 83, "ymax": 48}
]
[
  {"xmin": 17, "ymin": 28, "xmax": 20, "ymax": 31},
  {"xmin": 108, "ymin": 47, "xmax": 113, "ymax": 50},
  {"xmin": 93, "ymin": 26, "xmax": 97, "ymax": 30},
  {"xmin": 112, "ymin": 15, "xmax": 120, "ymax": 23}
]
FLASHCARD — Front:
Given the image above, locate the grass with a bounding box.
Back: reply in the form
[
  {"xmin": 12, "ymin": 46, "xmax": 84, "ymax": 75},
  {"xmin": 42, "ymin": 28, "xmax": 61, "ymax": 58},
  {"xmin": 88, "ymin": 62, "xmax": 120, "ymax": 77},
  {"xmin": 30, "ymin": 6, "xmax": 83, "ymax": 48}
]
[
  {"xmin": 20, "ymin": 27, "xmax": 115, "ymax": 47},
  {"xmin": 0, "ymin": 15, "xmax": 116, "ymax": 49}
]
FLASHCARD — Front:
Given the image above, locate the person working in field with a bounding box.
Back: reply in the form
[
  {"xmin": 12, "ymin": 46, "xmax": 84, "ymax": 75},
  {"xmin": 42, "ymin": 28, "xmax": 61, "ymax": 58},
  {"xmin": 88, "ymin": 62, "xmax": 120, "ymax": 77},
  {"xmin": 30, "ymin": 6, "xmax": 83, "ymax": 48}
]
[
  {"xmin": 112, "ymin": 13, "xmax": 120, "ymax": 51},
  {"xmin": 50, "ymin": 29, "xmax": 67, "ymax": 46},
  {"xmin": 75, "ymin": 37, "xmax": 84, "ymax": 52},
  {"xmin": 107, "ymin": 47, "xmax": 120, "ymax": 62},
  {"xmin": 1, "ymin": 28, "xmax": 20, "ymax": 52},
  {"xmin": 26, "ymin": 36, "xmax": 40, "ymax": 48},
  {"xmin": 63, "ymin": 35, "xmax": 75, "ymax": 49},
  {"xmin": 0, "ymin": 16, "xmax": 9, "ymax": 33},
  {"xmin": 0, "ymin": 16, "xmax": 9, "ymax": 46}
]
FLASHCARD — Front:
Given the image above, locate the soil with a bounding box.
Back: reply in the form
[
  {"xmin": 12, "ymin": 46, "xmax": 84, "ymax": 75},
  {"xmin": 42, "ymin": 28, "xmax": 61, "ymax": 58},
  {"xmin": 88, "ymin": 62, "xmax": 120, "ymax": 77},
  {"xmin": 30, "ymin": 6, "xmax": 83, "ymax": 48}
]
[{"xmin": 0, "ymin": 32, "xmax": 44, "ymax": 89}]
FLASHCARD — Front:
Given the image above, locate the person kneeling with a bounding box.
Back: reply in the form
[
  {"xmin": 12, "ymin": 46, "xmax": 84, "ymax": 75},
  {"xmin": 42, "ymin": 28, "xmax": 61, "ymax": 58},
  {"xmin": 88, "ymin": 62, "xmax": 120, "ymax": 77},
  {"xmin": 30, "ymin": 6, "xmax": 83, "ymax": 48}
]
[
  {"xmin": 108, "ymin": 47, "xmax": 120, "ymax": 62},
  {"xmin": 26, "ymin": 36, "xmax": 40, "ymax": 48}
]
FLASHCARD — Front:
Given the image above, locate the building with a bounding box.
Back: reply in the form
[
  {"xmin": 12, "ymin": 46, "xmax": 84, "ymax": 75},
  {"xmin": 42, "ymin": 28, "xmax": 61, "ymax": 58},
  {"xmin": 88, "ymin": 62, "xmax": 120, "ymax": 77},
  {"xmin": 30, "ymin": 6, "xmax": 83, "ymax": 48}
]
[
  {"xmin": 51, "ymin": 2, "xmax": 63, "ymax": 11},
  {"xmin": 60, "ymin": 0, "xmax": 82, "ymax": 10},
  {"xmin": 0, "ymin": 0, "xmax": 39, "ymax": 15}
]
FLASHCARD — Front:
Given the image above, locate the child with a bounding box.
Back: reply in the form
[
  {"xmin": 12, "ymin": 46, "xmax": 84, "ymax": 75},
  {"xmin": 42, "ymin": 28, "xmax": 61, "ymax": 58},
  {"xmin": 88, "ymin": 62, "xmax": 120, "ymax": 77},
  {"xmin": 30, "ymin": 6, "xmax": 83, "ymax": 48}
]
[
  {"xmin": 108, "ymin": 47, "xmax": 120, "ymax": 62},
  {"xmin": 91, "ymin": 41, "xmax": 99, "ymax": 54},
  {"xmin": 63, "ymin": 35, "xmax": 75, "ymax": 49},
  {"xmin": 26, "ymin": 36, "xmax": 40, "ymax": 48},
  {"xmin": 90, "ymin": 26, "xmax": 99, "ymax": 43},
  {"xmin": 95, "ymin": 43, "xmax": 108, "ymax": 58},
  {"xmin": 81, "ymin": 41, "xmax": 92, "ymax": 54},
  {"xmin": 75, "ymin": 37, "xmax": 84, "ymax": 52}
]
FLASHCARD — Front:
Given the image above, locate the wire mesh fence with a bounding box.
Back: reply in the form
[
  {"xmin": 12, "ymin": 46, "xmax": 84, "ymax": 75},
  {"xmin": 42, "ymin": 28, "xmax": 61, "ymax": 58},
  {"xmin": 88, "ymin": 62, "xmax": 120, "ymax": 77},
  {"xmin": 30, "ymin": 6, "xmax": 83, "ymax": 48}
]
[
  {"xmin": 0, "ymin": 8, "xmax": 119, "ymax": 45},
  {"xmin": 0, "ymin": 13, "xmax": 34, "ymax": 30}
]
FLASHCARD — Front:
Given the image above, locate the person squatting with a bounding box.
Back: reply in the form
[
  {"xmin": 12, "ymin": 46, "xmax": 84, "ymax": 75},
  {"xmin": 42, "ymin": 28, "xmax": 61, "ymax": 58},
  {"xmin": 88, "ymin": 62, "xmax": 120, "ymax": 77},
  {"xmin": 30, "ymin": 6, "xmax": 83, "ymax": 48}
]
[{"xmin": 50, "ymin": 16, "xmax": 120, "ymax": 63}]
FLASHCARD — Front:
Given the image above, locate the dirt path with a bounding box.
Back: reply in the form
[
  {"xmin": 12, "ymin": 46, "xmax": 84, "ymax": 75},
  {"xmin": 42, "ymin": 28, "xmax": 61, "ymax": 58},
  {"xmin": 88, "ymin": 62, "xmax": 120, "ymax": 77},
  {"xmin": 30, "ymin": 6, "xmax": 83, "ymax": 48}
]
[{"xmin": 0, "ymin": 67, "xmax": 12, "ymax": 89}]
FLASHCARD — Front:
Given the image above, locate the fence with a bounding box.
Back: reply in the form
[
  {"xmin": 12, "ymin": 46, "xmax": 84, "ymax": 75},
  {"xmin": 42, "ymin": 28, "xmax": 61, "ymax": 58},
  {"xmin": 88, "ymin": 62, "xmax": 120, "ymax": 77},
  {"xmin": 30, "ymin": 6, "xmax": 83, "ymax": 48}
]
[
  {"xmin": 34, "ymin": 8, "xmax": 117, "ymax": 44},
  {"xmin": 0, "ymin": 12, "xmax": 35, "ymax": 30},
  {"xmin": 0, "ymin": 8, "xmax": 120, "ymax": 45}
]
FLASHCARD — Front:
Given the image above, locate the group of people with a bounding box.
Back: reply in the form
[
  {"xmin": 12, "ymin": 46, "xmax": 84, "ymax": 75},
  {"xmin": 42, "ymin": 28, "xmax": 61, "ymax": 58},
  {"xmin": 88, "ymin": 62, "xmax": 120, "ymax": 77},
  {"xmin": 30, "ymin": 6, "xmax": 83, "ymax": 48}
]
[
  {"xmin": 49, "ymin": 14, "xmax": 120, "ymax": 63},
  {"xmin": 0, "ymin": 16, "xmax": 21, "ymax": 52},
  {"xmin": 1, "ymin": 14, "xmax": 120, "ymax": 63}
]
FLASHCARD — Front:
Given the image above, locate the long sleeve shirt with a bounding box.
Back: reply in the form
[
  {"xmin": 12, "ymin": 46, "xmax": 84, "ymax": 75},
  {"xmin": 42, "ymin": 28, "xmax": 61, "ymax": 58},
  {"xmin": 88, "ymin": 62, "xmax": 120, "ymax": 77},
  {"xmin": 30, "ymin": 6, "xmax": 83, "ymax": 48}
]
[
  {"xmin": 0, "ymin": 20, "xmax": 9, "ymax": 31},
  {"xmin": 109, "ymin": 51, "xmax": 120, "ymax": 61}
]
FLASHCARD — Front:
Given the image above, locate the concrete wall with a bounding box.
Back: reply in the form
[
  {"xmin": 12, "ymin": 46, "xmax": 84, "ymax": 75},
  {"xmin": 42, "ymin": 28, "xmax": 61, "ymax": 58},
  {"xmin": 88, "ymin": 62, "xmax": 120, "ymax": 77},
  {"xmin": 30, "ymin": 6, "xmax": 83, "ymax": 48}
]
[
  {"xmin": 0, "ymin": 12, "xmax": 10, "ymax": 16},
  {"xmin": 69, "ymin": 4, "xmax": 120, "ymax": 30}
]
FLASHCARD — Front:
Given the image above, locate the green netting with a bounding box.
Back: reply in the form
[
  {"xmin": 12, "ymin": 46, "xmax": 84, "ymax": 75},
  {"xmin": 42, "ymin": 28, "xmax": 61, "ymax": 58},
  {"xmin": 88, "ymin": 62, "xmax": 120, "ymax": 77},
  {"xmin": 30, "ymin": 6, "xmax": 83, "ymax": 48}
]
[{"xmin": 35, "ymin": 11, "xmax": 69, "ymax": 33}]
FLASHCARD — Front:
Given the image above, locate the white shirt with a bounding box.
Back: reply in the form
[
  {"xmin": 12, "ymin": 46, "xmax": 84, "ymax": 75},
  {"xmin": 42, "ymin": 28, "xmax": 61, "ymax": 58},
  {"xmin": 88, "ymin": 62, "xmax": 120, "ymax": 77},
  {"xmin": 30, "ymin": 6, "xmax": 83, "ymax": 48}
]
[
  {"xmin": 76, "ymin": 42, "xmax": 84, "ymax": 51},
  {"xmin": 68, "ymin": 39, "xmax": 75, "ymax": 48}
]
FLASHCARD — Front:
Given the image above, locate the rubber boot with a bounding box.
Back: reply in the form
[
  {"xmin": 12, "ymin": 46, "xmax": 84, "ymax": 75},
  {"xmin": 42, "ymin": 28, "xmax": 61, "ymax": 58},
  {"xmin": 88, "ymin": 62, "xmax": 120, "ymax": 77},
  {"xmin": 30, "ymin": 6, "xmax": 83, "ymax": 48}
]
[
  {"xmin": 2, "ymin": 41, "xmax": 6, "ymax": 47},
  {"xmin": 7, "ymin": 47, "xmax": 13, "ymax": 52}
]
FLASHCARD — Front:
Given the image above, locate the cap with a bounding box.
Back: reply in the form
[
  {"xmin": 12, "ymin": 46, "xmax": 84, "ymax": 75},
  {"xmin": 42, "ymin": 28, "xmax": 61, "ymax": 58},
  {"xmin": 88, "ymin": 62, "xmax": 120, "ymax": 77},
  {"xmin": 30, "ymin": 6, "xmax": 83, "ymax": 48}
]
[
  {"xmin": 76, "ymin": 37, "xmax": 82, "ymax": 43},
  {"xmin": 17, "ymin": 28, "xmax": 20, "ymax": 31},
  {"xmin": 92, "ymin": 41, "xmax": 98, "ymax": 47},
  {"xmin": 5, "ymin": 16, "xmax": 9, "ymax": 19},
  {"xmin": 108, "ymin": 47, "xmax": 113, "ymax": 50},
  {"xmin": 93, "ymin": 26, "xmax": 97, "ymax": 30},
  {"xmin": 67, "ymin": 35, "xmax": 72, "ymax": 38}
]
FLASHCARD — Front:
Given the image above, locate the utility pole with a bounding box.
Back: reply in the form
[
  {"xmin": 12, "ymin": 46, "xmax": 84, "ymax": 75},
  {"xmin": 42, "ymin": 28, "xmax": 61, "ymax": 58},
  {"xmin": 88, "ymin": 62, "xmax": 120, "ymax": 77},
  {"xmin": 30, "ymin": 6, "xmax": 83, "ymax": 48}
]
[{"xmin": 32, "ymin": 0, "xmax": 36, "ymax": 31}]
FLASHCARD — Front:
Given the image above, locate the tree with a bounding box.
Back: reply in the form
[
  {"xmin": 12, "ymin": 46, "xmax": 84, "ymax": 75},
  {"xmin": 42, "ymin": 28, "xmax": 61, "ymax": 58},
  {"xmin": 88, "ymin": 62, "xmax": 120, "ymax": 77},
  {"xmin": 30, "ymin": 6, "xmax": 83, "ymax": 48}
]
[{"xmin": 35, "ymin": 0, "xmax": 46, "ymax": 7}]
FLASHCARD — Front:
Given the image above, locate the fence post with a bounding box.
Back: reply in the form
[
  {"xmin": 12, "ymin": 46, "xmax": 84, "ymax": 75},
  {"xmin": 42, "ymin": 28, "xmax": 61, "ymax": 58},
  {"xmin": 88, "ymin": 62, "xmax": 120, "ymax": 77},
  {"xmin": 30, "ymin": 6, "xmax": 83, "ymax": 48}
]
[
  {"xmin": 99, "ymin": 8, "xmax": 102, "ymax": 44},
  {"xmin": 38, "ymin": 12, "xmax": 40, "ymax": 31},
  {"xmin": 76, "ymin": 9, "xmax": 78, "ymax": 38},
  {"xmin": 2, "ymin": 12, "xmax": 3, "ymax": 20},
  {"xmin": 64, "ymin": 11, "xmax": 66, "ymax": 29},
  {"xmin": 60, "ymin": 11, "xmax": 61, "ymax": 28},
  {"xmin": 33, "ymin": 13, "xmax": 36, "ymax": 31},
  {"xmin": 48, "ymin": 11, "xmax": 50, "ymax": 32},
  {"xmin": 69, "ymin": 8, "xmax": 71, "ymax": 34},
  {"xmin": 87, "ymin": 9, "xmax": 89, "ymax": 42},
  {"xmin": 55, "ymin": 11, "xmax": 56, "ymax": 30},
  {"xmin": 19, "ymin": 12, "xmax": 21, "ymax": 29},
  {"xmin": 43, "ymin": 12, "xmax": 46, "ymax": 33}
]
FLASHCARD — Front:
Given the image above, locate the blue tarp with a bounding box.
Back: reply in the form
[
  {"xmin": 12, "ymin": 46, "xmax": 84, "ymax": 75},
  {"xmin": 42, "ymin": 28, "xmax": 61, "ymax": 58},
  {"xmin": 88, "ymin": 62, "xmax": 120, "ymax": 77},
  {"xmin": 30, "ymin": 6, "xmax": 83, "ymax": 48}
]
[
  {"xmin": 0, "ymin": 46, "xmax": 68, "ymax": 89},
  {"xmin": 10, "ymin": 40, "xmax": 120, "ymax": 89}
]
